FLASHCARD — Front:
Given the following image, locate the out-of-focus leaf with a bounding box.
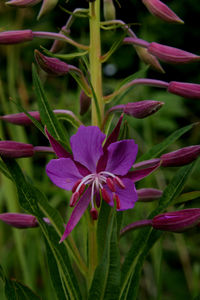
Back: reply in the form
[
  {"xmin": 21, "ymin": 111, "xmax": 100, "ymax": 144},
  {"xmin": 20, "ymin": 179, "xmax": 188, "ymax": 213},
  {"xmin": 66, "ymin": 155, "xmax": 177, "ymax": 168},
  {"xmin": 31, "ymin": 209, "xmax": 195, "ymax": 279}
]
[{"xmin": 173, "ymin": 191, "xmax": 200, "ymax": 204}]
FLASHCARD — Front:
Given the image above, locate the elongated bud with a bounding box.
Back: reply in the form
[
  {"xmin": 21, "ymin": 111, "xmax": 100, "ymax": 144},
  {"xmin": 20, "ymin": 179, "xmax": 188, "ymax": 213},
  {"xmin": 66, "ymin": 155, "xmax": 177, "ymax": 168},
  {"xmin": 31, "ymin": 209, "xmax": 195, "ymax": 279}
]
[
  {"xmin": 6, "ymin": 0, "xmax": 41, "ymax": 7},
  {"xmin": 148, "ymin": 42, "xmax": 200, "ymax": 64},
  {"xmin": 161, "ymin": 145, "xmax": 200, "ymax": 167},
  {"xmin": 0, "ymin": 141, "xmax": 34, "ymax": 158},
  {"xmin": 79, "ymin": 90, "xmax": 91, "ymax": 115},
  {"xmin": 110, "ymin": 100, "xmax": 164, "ymax": 119},
  {"xmin": 34, "ymin": 50, "xmax": 70, "ymax": 76},
  {"xmin": 0, "ymin": 111, "xmax": 40, "ymax": 125},
  {"xmin": 0, "ymin": 30, "xmax": 33, "ymax": 45},
  {"xmin": 137, "ymin": 188, "xmax": 163, "ymax": 202},
  {"xmin": 152, "ymin": 208, "xmax": 200, "ymax": 232},
  {"xmin": 0, "ymin": 213, "xmax": 38, "ymax": 228},
  {"xmin": 37, "ymin": 0, "xmax": 58, "ymax": 20},
  {"xmin": 103, "ymin": 0, "xmax": 116, "ymax": 20},
  {"xmin": 134, "ymin": 46, "xmax": 165, "ymax": 73},
  {"xmin": 168, "ymin": 81, "xmax": 200, "ymax": 99},
  {"xmin": 142, "ymin": 0, "xmax": 184, "ymax": 24}
]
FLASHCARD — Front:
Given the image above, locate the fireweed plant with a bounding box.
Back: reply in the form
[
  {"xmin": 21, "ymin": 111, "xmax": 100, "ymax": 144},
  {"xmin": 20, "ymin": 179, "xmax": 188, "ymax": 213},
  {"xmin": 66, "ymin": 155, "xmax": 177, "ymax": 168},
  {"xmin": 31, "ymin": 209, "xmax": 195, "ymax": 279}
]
[{"xmin": 0, "ymin": 0, "xmax": 200, "ymax": 299}]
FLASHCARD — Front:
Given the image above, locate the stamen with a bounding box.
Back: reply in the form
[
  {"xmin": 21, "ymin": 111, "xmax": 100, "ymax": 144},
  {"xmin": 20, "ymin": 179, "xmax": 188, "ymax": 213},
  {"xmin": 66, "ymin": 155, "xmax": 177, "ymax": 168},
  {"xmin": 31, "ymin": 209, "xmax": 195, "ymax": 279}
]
[
  {"xmin": 70, "ymin": 191, "xmax": 79, "ymax": 207},
  {"xmin": 101, "ymin": 188, "xmax": 111, "ymax": 203},
  {"xmin": 113, "ymin": 177, "xmax": 125, "ymax": 189},
  {"xmin": 90, "ymin": 208, "xmax": 98, "ymax": 220},
  {"xmin": 72, "ymin": 179, "xmax": 82, "ymax": 193},
  {"xmin": 113, "ymin": 192, "xmax": 121, "ymax": 209},
  {"xmin": 79, "ymin": 183, "xmax": 86, "ymax": 195},
  {"xmin": 106, "ymin": 177, "xmax": 115, "ymax": 192}
]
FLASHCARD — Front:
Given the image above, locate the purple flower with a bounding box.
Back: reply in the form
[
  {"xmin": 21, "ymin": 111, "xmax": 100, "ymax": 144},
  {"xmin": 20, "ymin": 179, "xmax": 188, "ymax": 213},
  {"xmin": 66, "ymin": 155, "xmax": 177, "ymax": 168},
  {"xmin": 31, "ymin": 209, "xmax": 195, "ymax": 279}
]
[{"xmin": 46, "ymin": 123, "xmax": 159, "ymax": 241}]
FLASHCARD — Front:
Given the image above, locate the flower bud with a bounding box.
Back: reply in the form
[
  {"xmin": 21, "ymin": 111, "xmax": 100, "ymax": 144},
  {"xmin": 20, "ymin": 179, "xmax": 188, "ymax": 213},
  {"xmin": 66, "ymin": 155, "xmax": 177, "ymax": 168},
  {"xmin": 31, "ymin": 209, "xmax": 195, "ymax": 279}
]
[
  {"xmin": 0, "ymin": 141, "xmax": 34, "ymax": 158},
  {"xmin": 137, "ymin": 188, "xmax": 163, "ymax": 202},
  {"xmin": 0, "ymin": 111, "xmax": 40, "ymax": 125},
  {"xmin": 34, "ymin": 50, "xmax": 69, "ymax": 76},
  {"xmin": 161, "ymin": 145, "xmax": 200, "ymax": 167},
  {"xmin": 6, "ymin": 0, "xmax": 41, "ymax": 7},
  {"xmin": 142, "ymin": 0, "xmax": 184, "ymax": 24},
  {"xmin": 103, "ymin": 0, "xmax": 116, "ymax": 21},
  {"xmin": 79, "ymin": 90, "xmax": 91, "ymax": 115},
  {"xmin": 152, "ymin": 208, "xmax": 200, "ymax": 232},
  {"xmin": 148, "ymin": 42, "xmax": 200, "ymax": 64},
  {"xmin": 109, "ymin": 100, "xmax": 164, "ymax": 119},
  {"xmin": 0, "ymin": 30, "xmax": 33, "ymax": 45},
  {"xmin": 168, "ymin": 81, "xmax": 200, "ymax": 99},
  {"xmin": 0, "ymin": 213, "xmax": 38, "ymax": 228}
]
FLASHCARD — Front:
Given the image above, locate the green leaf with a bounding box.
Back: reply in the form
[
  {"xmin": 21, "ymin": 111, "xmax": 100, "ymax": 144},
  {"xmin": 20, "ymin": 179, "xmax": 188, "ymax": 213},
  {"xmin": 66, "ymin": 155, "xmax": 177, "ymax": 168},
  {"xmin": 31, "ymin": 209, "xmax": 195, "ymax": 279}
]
[
  {"xmin": 0, "ymin": 160, "xmax": 12, "ymax": 180},
  {"xmin": 97, "ymin": 201, "xmax": 111, "ymax": 260},
  {"xmin": 120, "ymin": 162, "xmax": 197, "ymax": 299},
  {"xmin": 41, "ymin": 47, "xmax": 89, "ymax": 61},
  {"xmin": 173, "ymin": 191, "xmax": 200, "ymax": 204},
  {"xmin": 139, "ymin": 122, "xmax": 199, "ymax": 161},
  {"xmin": 89, "ymin": 211, "xmax": 120, "ymax": 300},
  {"xmin": 32, "ymin": 64, "xmax": 67, "ymax": 142}
]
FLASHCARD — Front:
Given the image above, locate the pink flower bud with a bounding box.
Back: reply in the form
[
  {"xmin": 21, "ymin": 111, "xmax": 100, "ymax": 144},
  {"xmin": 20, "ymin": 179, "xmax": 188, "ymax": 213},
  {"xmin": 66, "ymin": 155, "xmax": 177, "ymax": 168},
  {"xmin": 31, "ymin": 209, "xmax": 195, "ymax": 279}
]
[
  {"xmin": 161, "ymin": 145, "xmax": 200, "ymax": 167},
  {"xmin": 110, "ymin": 100, "xmax": 164, "ymax": 119},
  {"xmin": 148, "ymin": 42, "xmax": 200, "ymax": 64},
  {"xmin": 79, "ymin": 90, "xmax": 91, "ymax": 115},
  {"xmin": 34, "ymin": 50, "xmax": 69, "ymax": 76},
  {"xmin": 0, "ymin": 141, "xmax": 34, "ymax": 158},
  {"xmin": 0, "ymin": 111, "xmax": 40, "ymax": 125},
  {"xmin": 0, "ymin": 30, "xmax": 33, "ymax": 45},
  {"xmin": 6, "ymin": 0, "xmax": 41, "ymax": 7},
  {"xmin": 168, "ymin": 81, "xmax": 200, "ymax": 99},
  {"xmin": 152, "ymin": 209, "xmax": 200, "ymax": 232},
  {"xmin": 0, "ymin": 213, "xmax": 38, "ymax": 228},
  {"xmin": 142, "ymin": 0, "xmax": 184, "ymax": 24},
  {"xmin": 137, "ymin": 188, "xmax": 163, "ymax": 202}
]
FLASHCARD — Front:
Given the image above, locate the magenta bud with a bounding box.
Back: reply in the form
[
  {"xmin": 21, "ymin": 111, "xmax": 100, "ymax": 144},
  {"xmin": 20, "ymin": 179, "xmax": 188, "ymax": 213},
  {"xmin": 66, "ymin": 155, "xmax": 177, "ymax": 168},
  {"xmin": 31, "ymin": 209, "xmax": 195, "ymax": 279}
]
[
  {"xmin": 0, "ymin": 213, "xmax": 38, "ymax": 228},
  {"xmin": 0, "ymin": 111, "xmax": 40, "ymax": 125},
  {"xmin": 110, "ymin": 100, "xmax": 164, "ymax": 119},
  {"xmin": 34, "ymin": 50, "xmax": 69, "ymax": 76},
  {"xmin": 137, "ymin": 188, "xmax": 163, "ymax": 202},
  {"xmin": 168, "ymin": 81, "xmax": 200, "ymax": 99},
  {"xmin": 161, "ymin": 145, "xmax": 200, "ymax": 167},
  {"xmin": 0, "ymin": 30, "xmax": 33, "ymax": 45},
  {"xmin": 0, "ymin": 141, "xmax": 34, "ymax": 158},
  {"xmin": 152, "ymin": 208, "xmax": 200, "ymax": 232},
  {"xmin": 142, "ymin": 0, "xmax": 184, "ymax": 24},
  {"xmin": 6, "ymin": 0, "xmax": 41, "ymax": 7},
  {"xmin": 79, "ymin": 90, "xmax": 91, "ymax": 115},
  {"xmin": 148, "ymin": 42, "xmax": 200, "ymax": 64}
]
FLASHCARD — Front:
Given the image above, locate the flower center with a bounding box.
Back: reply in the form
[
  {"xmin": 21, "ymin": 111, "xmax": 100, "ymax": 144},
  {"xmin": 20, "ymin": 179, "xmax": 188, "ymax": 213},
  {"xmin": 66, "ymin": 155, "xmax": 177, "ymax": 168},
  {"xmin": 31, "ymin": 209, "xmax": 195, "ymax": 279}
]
[{"xmin": 70, "ymin": 171, "xmax": 125, "ymax": 216}]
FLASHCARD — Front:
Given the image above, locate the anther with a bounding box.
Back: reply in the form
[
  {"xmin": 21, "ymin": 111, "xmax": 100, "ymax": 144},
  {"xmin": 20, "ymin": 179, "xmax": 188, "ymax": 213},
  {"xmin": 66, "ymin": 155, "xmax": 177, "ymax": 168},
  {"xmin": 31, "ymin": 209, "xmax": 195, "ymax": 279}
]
[
  {"xmin": 70, "ymin": 191, "xmax": 79, "ymax": 207},
  {"xmin": 90, "ymin": 208, "xmax": 98, "ymax": 220},
  {"xmin": 113, "ymin": 193, "xmax": 121, "ymax": 210},
  {"xmin": 101, "ymin": 188, "xmax": 111, "ymax": 204},
  {"xmin": 79, "ymin": 183, "xmax": 86, "ymax": 196},
  {"xmin": 72, "ymin": 179, "xmax": 82, "ymax": 193},
  {"xmin": 106, "ymin": 177, "xmax": 115, "ymax": 192},
  {"xmin": 113, "ymin": 177, "xmax": 125, "ymax": 189}
]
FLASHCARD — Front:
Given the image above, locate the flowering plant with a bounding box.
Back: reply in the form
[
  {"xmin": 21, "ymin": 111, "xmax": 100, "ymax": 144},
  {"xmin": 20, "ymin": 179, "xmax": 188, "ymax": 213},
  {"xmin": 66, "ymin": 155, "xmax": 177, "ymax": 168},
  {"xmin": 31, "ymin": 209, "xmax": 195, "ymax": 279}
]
[{"xmin": 0, "ymin": 0, "xmax": 200, "ymax": 299}]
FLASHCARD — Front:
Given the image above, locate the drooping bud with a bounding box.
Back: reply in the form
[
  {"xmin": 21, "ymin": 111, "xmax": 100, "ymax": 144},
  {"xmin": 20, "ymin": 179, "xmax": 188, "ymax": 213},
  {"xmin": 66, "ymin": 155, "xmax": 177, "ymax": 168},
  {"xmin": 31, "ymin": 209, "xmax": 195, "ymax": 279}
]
[
  {"xmin": 34, "ymin": 50, "xmax": 69, "ymax": 76},
  {"xmin": 142, "ymin": 0, "xmax": 184, "ymax": 24},
  {"xmin": 147, "ymin": 42, "xmax": 200, "ymax": 64},
  {"xmin": 109, "ymin": 100, "xmax": 164, "ymax": 119},
  {"xmin": 152, "ymin": 208, "xmax": 200, "ymax": 232},
  {"xmin": 0, "ymin": 30, "xmax": 33, "ymax": 45},
  {"xmin": 0, "ymin": 141, "xmax": 34, "ymax": 158},
  {"xmin": 103, "ymin": 0, "xmax": 116, "ymax": 21},
  {"xmin": 137, "ymin": 188, "xmax": 163, "ymax": 202},
  {"xmin": 168, "ymin": 81, "xmax": 200, "ymax": 99},
  {"xmin": 6, "ymin": 0, "xmax": 41, "ymax": 7},
  {"xmin": 79, "ymin": 90, "xmax": 91, "ymax": 115},
  {"xmin": 161, "ymin": 145, "xmax": 200, "ymax": 167},
  {"xmin": 37, "ymin": 0, "xmax": 58, "ymax": 20},
  {"xmin": 0, "ymin": 213, "xmax": 38, "ymax": 228}
]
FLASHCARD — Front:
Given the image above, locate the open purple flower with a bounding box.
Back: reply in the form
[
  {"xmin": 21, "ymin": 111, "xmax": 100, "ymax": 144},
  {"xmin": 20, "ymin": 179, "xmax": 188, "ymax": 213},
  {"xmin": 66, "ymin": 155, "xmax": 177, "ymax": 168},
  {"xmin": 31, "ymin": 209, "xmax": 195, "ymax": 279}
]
[{"xmin": 46, "ymin": 121, "xmax": 159, "ymax": 241}]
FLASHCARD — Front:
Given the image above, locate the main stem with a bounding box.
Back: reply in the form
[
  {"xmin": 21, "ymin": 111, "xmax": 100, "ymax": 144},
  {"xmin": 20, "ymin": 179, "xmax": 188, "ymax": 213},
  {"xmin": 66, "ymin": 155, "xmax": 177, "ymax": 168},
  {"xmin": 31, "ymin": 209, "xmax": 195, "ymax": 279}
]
[{"xmin": 89, "ymin": 0, "xmax": 104, "ymax": 126}]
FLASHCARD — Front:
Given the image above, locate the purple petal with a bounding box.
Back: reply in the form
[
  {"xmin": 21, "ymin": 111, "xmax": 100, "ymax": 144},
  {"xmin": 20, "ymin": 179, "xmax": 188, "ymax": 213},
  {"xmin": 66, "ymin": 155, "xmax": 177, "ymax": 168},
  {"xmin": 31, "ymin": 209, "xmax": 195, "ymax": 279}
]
[
  {"xmin": 105, "ymin": 140, "xmax": 138, "ymax": 176},
  {"xmin": 45, "ymin": 127, "xmax": 72, "ymax": 159},
  {"xmin": 126, "ymin": 160, "xmax": 160, "ymax": 182},
  {"xmin": 105, "ymin": 178, "xmax": 137, "ymax": 211},
  {"xmin": 46, "ymin": 158, "xmax": 82, "ymax": 190},
  {"xmin": 60, "ymin": 188, "xmax": 91, "ymax": 242},
  {"xmin": 70, "ymin": 126, "xmax": 106, "ymax": 172}
]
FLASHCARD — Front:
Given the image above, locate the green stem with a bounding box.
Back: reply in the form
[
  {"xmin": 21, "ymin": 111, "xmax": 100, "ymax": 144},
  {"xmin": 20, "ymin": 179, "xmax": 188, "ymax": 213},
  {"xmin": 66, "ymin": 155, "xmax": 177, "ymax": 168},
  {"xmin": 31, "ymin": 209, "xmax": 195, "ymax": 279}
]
[{"xmin": 89, "ymin": 0, "xmax": 104, "ymax": 126}]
